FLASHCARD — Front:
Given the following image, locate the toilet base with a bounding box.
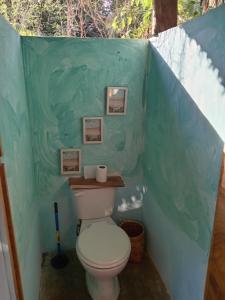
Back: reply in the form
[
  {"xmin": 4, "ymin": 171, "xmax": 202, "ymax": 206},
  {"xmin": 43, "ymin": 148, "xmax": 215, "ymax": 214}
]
[{"xmin": 86, "ymin": 272, "xmax": 120, "ymax": 300}]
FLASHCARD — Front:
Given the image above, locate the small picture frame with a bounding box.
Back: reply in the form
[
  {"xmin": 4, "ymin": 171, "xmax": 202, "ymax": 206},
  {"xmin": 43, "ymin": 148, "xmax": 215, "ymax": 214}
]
[
  {"xmin": 60, "ymin": 148, "xmax": 81, "ymax": 175},
  {"xmin": 106, "ymin": 87, "xmax": 128, "ymax": 115},
  {"xmin": 83, "ymin": 117, "xmax": 103, "ymax": 144}
]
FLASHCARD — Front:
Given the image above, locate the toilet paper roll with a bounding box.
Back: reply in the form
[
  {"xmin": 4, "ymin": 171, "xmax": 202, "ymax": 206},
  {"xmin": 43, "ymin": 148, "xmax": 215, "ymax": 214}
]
[{"xmin": 96, "ymin": 165, "xmax": 107, "ymax": 183}]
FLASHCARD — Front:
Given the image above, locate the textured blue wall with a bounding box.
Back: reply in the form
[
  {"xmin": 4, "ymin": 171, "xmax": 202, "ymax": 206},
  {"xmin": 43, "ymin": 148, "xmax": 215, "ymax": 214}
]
[
  {"xmin": 143, "ymin": 6, "xmax": 225, "ymax": 300},
  {"xmin": 22, "ymin": 37, "xmax": 148, "ymax": 251},
  {"xmin": 0, "ymin": 16, "xmax": 41, "ymax": 300}
]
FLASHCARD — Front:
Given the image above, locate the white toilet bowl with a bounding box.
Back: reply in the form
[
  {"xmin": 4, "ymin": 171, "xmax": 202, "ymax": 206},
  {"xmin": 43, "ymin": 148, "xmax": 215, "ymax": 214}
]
[{"xmin": 76, "ymin": 217, "xmax": 131, "ymax": 300}]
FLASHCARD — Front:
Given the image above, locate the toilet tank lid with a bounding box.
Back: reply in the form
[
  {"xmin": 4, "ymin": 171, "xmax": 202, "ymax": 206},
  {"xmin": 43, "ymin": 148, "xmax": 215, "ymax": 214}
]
[{"xmin": 77, "ymin": 221, "xmax": 131, "ymax": 267}]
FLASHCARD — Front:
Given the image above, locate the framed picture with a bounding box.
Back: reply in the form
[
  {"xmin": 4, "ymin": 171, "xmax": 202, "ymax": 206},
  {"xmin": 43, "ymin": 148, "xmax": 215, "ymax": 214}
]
[
  {"xmin": 106, "ymin": 87, "xmax": 128, "ymax": 115},
  {"xmin": 83, "ymin": 117, "xmax": 103, "ymax": 144},
  {"xmin": 60, "ymin": 148, "xmax": 81, "ymax": 175}
]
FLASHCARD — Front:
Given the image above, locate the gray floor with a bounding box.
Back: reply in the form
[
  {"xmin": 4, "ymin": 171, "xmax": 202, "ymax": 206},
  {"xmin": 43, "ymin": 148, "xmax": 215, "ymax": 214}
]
[{"xmin": 39, "ymin": 250, "xmax": 170, "ymax": 300}]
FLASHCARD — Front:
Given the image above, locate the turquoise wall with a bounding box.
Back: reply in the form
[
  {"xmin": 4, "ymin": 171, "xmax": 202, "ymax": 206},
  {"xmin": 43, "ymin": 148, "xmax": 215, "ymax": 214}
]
[
  {"xmin": 143, "ymin": 6, "xmax": 225, "ymax": 300},
  {"xmin": 22, "ymin": 37, "xmax": 148, "ymax": 251},
  {"xmin": 0, "ymin": 16, "xmax": 41, "ymax": 300},
  {"xmin": 1, "ymin": 6, "xmax": 225, "ymax": 300}
]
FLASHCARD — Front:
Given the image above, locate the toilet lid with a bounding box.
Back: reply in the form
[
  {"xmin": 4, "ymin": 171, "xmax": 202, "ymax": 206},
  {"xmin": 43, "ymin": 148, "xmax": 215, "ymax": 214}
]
[{"xmin": 77, "ymin": 221, "xmax": 131, "ymax": 268}]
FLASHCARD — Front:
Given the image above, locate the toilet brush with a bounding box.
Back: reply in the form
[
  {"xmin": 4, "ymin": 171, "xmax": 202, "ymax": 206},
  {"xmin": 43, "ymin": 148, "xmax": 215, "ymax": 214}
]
[{"xmin": 51, "ymin": 202, "xmax": 69, "ymax": 269}]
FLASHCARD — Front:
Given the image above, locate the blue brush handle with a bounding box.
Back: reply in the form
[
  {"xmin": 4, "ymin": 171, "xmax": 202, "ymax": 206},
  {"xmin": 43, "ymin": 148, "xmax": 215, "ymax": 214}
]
[
  {"xmin": 54, "ymin": 202, "xmax": 61, "ymax": 255},
  {"xmin": 54, "ymin": 202, "xmax": 59, "ymax": 230}
]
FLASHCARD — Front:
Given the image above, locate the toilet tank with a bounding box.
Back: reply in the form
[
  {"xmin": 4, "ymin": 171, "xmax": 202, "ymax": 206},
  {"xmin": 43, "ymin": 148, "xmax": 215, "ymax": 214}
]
[{"xmin": 73, "ymin": 188, "xmax": 115, "ymax": 219}]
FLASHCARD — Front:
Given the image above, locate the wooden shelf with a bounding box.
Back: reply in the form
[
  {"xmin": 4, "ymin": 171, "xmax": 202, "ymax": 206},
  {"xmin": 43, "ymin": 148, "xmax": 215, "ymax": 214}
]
[{"xmin": 68, "ymin": 176, "xmax": 125, "ymax": 189}]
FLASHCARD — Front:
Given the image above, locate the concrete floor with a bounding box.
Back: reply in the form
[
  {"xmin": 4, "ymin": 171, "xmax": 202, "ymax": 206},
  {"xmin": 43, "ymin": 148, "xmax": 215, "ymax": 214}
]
[{"xmin": 39, "ymin": 250, "xmax": 170, "ymax": 300}]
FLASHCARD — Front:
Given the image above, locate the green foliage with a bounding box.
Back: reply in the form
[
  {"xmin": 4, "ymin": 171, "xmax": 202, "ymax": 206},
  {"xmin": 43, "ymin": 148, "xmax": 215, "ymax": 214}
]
[
  {"xmin": 0, "ymin": 0, "xmax": 67, "ymax": 36},
  {"xmin": 0, "ymin": 0, "xmax": 7, "ymax": 19},
  {"xmin": 37, "ymin": 0, "xmax": 67, "ymax": 36},
  {"xmin": 0, "ymin": 0, "xmax": 209, "ymax": 38},
  {"xmin": 112, "ymin": 0, "xmax": 153, "ymax": 38},
  {"xmin": 112, "ymin": 0, "xmax": 203, "ymax": 38},
  {"xmin": 0, "ymin": 0, "xmax": 110, "ymax": 37},
  {"xmin": 178, "ymin": 0, "xmax": 202, "ymax": 23}
]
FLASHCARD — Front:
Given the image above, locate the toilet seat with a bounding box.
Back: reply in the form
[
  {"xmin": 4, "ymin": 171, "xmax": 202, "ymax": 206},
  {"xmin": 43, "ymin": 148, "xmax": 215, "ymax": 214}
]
[{"xmin": 76, "ymin": 221, "xmax": 131, "ymax": 269}]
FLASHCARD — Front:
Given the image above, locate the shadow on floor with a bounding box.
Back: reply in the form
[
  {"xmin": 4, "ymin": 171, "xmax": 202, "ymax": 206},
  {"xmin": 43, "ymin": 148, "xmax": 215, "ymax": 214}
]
[{"xmin": 39, "ymin": 250, "xmax": 170, "ymax": 300}]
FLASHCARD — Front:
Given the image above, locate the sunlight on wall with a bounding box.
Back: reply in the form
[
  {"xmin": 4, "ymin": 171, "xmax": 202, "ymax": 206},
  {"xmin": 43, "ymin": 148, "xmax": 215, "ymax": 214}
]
[
  {"xmin": 117, "ymin": 185, "xmax": 147, "ymax": 212},
  {"xmin": 151, "ymin": 25, "xmax": 225, "ymax": 142},
  {"xmin": 144, "ymin": 6, "xmax": 225, "ymax": 300}
]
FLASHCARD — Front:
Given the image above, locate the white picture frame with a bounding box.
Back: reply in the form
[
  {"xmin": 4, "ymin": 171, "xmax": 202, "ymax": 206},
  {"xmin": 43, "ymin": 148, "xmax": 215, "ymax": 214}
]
[
  {"xmin": 106, "ymin": 87, "xmax": 128, "ymax": 115},
  {"xmin": 83, "ymin": 117, "xmax": 103, "ymax": 144},
  {"xmin": 60, "ymin": 148, "xmax": 81, "ymax": 175}
]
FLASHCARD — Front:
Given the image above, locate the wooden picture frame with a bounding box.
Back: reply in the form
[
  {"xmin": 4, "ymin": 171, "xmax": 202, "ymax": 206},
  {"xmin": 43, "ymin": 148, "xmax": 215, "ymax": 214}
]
[
  {"xmin": 83, "ymin": 117, "xmax": 103, "ymax": 144},
  {"xmin": 106, "ymin": 87, "xmax": 128, "ymax": 115},
  {"xmin": 60, "ymin": 148, "xmax": 81, "ymax": 175}
]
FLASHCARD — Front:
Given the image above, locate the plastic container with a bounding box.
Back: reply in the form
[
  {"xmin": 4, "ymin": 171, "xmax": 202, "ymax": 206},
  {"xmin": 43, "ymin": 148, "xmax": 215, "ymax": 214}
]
[{"xmin": 120, "ymin": 219, "xmax": 144, "ymax": 263}]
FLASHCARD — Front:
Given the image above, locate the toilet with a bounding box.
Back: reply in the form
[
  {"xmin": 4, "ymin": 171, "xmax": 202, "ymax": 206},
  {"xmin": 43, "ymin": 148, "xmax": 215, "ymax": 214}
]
[{"xmin": 73, "ymin": 188, "xmax": 131, "ymax": 300}]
